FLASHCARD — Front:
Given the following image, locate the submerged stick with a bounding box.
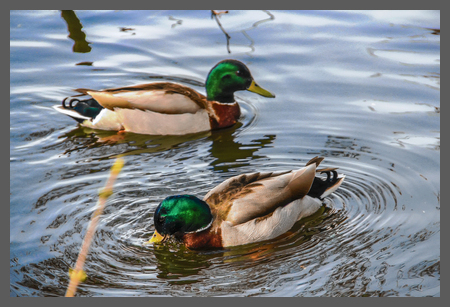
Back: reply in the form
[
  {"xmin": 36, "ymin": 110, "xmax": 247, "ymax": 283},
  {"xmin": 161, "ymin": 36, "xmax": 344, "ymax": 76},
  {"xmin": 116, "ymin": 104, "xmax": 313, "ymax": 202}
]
[
  {"xmin": 211, "ymin": 10, "xmax": 231, "ymax": 53},
  {"xmin": 65, "ymin": 158, "xmax": 125, "ymax": 297}
]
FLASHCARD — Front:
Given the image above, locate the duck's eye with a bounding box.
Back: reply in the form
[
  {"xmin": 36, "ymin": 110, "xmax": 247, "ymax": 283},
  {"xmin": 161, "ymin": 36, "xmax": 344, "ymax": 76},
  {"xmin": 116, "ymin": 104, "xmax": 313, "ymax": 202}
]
[
  {"xmin": 158, "ymin": 216, "xmax": 166, "ymax": 224},
  {"xmin": 236, "ymin": 70, "xmax": 244, "ymax": 77}
]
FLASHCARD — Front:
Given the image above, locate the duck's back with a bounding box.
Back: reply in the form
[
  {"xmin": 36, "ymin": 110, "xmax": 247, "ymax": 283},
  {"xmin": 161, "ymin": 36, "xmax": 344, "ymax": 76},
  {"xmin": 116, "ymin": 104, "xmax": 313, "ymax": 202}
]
[
  {"xmin": 84, "ymin": 82, "xmax": 208, "ymax": 114},
  {"xmin": 204, "ymin": 163, "xmax": 317, "ymax": 227}
]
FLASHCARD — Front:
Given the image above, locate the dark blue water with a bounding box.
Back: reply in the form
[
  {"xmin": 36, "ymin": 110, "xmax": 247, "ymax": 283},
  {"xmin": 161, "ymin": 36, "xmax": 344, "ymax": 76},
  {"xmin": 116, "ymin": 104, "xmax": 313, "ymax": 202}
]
[{"xmin": 10, "ymin": 10, "xmax": 439, "ymax": 296}]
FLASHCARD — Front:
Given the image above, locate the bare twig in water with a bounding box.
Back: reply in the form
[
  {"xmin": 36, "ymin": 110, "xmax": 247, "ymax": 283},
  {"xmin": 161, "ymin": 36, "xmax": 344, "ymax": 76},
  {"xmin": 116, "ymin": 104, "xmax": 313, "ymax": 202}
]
[
  {"xmin": 212, "ymin": 10, "xmax": 229, "ymax": 18},
  {"xmin": 211, "ymin": 10, "xmax": 275, "ymax": 54},
  {"xmin": 65, "ymin": 158, "xmax": 125, "ymax": 297},
  {"xmin": 211, "ymin": 10, "xmax": 231, "ymax": 53}
]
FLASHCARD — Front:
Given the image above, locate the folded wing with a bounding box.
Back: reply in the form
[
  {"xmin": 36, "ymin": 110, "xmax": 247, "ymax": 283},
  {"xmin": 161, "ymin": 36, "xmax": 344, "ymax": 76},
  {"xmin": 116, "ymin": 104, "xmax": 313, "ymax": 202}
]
[
  {"xmin": 75, "ymin": 82, "xmax": 208, "ymax": 114},
  {"xmin": 204, "ymin": 164, "xmax": 317, "ymax": 226}
]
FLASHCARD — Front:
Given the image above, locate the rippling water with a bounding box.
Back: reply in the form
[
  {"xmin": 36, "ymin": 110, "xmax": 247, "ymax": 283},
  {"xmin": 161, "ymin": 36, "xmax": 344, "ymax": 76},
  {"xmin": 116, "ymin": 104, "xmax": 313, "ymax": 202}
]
[{"xmin": 10, "ymin": 10, "xmax": 440, "ymax": 296}]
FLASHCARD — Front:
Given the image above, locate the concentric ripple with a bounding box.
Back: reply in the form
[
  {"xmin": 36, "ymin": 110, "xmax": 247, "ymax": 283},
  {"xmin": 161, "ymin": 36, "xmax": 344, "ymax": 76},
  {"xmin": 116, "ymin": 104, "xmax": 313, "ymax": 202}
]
[
  {"xmin": 30, "ymin": 144, "xmax": 415, "ymax": 296},
  {"xmin": 11, "ymin": 10, "xmax": 439, "ymax": 297}
]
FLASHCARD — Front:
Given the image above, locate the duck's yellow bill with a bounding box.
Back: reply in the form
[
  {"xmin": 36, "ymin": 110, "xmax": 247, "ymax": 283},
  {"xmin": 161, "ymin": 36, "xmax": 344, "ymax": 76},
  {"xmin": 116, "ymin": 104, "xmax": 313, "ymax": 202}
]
[
  {"xmin": 144, "ymin": 230, "xmax": 164, "ymax": 245},
  {"xmin": 247, "ymin": 80, "xmax": 275, "ymax": 98}
]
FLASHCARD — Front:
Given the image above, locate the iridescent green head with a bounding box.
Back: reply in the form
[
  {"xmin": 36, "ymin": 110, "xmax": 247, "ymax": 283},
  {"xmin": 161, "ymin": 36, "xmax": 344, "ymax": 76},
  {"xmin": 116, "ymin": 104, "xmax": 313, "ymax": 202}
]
[
  {"xmin": 153, "ymin": 195, "xmax": 213, "ymax": 239},
  {"xmin": 205, "ymin": 59, "xmax": 275, "ymax": 103}
]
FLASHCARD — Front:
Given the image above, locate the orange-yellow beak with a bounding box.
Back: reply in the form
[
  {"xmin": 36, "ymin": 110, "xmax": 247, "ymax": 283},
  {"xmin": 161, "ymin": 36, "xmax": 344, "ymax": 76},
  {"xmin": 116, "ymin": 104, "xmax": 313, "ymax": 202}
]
[
  {"xmin": 247, "ymin": 80, "xmax": 275, "ymax": 98},
  {"xmin": 144, "ymin": 230, "xmax": 165, "ymax": 245}
]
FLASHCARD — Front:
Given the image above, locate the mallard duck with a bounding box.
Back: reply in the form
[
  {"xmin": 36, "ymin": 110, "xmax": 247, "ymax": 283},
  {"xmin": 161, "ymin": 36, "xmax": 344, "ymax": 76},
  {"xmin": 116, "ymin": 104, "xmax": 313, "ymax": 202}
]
[
  {"xmin": 147, "ymin": 157, "xmax": 345, "ymax": 249},
  {"xmin": 53, "ymin": 59, "xmax": 275, "ymax": 135}
]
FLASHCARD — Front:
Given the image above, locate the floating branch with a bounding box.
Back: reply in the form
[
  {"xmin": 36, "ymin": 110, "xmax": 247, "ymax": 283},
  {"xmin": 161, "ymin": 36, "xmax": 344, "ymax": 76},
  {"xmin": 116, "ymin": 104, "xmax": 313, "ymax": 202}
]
[
  {"xmin": 65, "ymin": 158, "xmax": 125, "ymax": 297},
  {"xmin": 211, "ymin": 10, "xmax": 275, "ymax": 54},
  {"xmin": 211, "ymin": 10, "xmax": 231, "ymax": 53}
]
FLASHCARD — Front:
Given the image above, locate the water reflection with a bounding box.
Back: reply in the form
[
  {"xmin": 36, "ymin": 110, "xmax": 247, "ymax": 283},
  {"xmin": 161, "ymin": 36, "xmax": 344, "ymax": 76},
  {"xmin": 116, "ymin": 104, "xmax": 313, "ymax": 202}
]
[
  {"xmin": 10, "ymin": 9, "xmax": 440, "ymax": 296},
  {"xmin": 60, "ymin": 126, "xmax": 211, "ymax": 158},
  {"xmin": 60, "ymin": 10, "xmax": 91, "ymax": 53},
  {"xmin": 152, "ymin": 244, "xmax": 212, "ymax": 285},
  {"xmin": 11, "ymin": 255, "xmax": 71, "ymax": 297},
  {"xmin": 168, "ymin": 16, "xmax": 182, "ymax": 28},
  {"xmin": 208, "ymin": 128, "xmax": 276, "ymax": 172},
  {"xmin": 59, "ymin": 125, "xmax": 276, "ymax": 172},
  {"xmin": 211, "ymin": 10, "xmax": 275, "ymax": 54},
  {"xmin": 60, "ymin": 9, "xmax": 275, "ymax": 55},
  {"xmin": 428, "ymin": 28, "xmax": 440, "ymax": 35},
  {"xmin": 322, "ymin": 136, "xmax": 364, "ymax": 158}
]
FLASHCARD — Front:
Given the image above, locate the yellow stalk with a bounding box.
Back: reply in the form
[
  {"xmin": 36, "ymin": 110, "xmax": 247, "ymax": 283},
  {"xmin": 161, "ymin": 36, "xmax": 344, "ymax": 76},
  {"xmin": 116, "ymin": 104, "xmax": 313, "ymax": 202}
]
[{"xmin": 65, "ymin": 158, "xmax": 124, "ymax": 297}]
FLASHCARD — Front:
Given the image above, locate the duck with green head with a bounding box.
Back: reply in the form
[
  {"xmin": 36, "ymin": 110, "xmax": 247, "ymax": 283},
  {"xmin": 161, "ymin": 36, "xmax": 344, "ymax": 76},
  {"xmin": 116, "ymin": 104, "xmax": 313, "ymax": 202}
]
[
  {"xmin": 53, "ymin": 59, "xmax": 275, "ymax": 135},
  {"xmin": 148, "ymin": 157, "xmax": 345, "ymax": 249}
]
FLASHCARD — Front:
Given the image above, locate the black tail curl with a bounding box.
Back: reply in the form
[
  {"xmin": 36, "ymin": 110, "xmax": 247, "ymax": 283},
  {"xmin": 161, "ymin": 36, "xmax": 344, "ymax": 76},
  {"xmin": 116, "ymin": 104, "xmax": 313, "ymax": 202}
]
[
  {"xmin": 62, "ymin": 97, "xmax": 82, "ymax": 109},
  {"xmin": 307, "ymin": 169, "xmax": 340, "ymax": 200},
  {"xmin": 61, "ymin": 96, "xmax": 104, "ymax": 120}
]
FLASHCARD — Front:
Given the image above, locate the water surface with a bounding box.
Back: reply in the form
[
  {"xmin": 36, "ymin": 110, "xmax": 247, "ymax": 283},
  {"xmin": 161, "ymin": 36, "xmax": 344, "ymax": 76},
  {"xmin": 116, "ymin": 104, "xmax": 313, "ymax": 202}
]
[{"xmin": 10, "ymin": 10, "xmax": 440, "ymax": 296}]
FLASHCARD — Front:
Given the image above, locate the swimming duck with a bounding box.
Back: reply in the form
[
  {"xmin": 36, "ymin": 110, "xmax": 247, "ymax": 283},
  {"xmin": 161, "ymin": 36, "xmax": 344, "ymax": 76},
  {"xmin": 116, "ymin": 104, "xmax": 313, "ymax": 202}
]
[
  {"xmin": 53, "ymin": 59, "xmax": 275, "ymax": 135},
  {"xmin": 147, "ymin": 157, "xmax": 345, "ymax": 249}
]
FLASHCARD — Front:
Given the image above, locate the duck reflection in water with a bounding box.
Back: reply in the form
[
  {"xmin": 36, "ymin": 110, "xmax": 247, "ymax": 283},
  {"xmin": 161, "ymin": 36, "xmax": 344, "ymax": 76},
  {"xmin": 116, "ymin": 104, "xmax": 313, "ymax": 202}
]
[{"xmin": 60, "ymin": 123, "xmax": 276, "ymax": 173}]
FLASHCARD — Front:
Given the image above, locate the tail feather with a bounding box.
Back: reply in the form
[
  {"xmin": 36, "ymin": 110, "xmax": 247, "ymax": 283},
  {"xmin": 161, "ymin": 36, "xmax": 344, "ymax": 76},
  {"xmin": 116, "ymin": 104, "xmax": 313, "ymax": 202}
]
[
  {"xmin": 305, "ymin": 156, "xmax": 324, "ymax": 167},
  {"xmin": 54, "ymin": 96, "xmax": 104, "ymax": 122},
  {"xmin": 320, "ymin": 176, "xmax": 345, "ymax": 198},
  {"xmin": 317, "ymin": 167, "xmax": 338, "ymax": 173},
  {"xmin": 283, "ymin": 157, "xmax": 345, "ymax": 200},
  {"xmin": 286, "ymin": 163, "xmax": 316, "ymax": 199},
  {"xmin": 53, "ymin": 105, "xmax": 91, "ymax": 123},
  {"xmin": 304, "ymin": 156, "xmax": 345, "ymax": 199},
  {"xmin": 308, "ymin": 169, "xmax": 345, "ymax": 199}
]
